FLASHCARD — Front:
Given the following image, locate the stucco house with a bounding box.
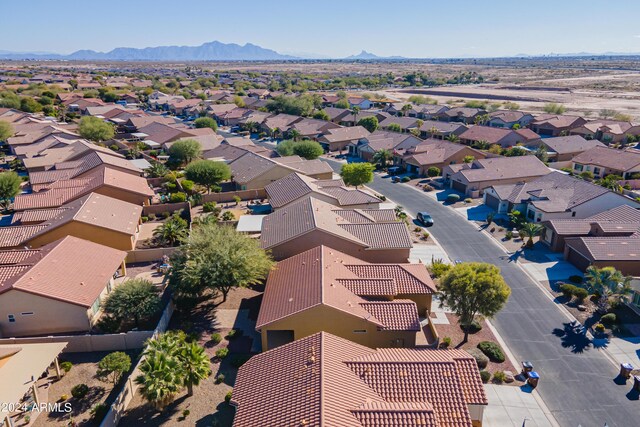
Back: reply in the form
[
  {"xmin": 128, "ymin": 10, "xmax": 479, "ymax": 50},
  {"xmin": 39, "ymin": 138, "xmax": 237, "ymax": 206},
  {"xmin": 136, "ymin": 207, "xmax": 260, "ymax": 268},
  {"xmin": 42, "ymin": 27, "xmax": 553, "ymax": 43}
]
[
  {"xmin": 257, "ymin": 245, "xmax": 436, "ymax": 350},
  {"xmin": 260, "ymin": 197, "xmax": 412, "ymax": 262},
  {"xmin": 394, "ymin": 138, "xmax": 488, "ymax": 175},
  {"xmin": 487, "ymin": 110, "xmax": 534, "ymax": 128},
  {"xmin": 350, "ymin": 130, "xmax": 422, "ymax": 161},
  {"xmin": 569, "ymin": 120, "xmax": 640, "ymax": 144},
  {"xmin": 317, "ymin": 125, "xmax": 370, "ymax": 152},
  {"xmin": 459, "ymin": 126, "xmax": 540, "ymax": 148},
  {"xmin": 0, "ymin": 236, "xmax": 127, "ymax": 337},
  {"xmin": 528, "ymin": 135, "xmax": 604, "ymax": 162},
  {"xmin": 571, "ymin": 146, "xmax": 640, "ymax": 179},
  {"xmin": 529, "ymin": 114, "xmax": 587, "ymax": 137}
]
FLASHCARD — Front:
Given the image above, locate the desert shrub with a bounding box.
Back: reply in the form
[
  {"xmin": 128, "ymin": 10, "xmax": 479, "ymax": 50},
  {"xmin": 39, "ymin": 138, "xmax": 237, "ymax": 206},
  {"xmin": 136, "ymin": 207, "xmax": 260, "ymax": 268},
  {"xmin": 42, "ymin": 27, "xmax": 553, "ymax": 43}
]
[
  {"xmin": 225, "ymin": 391, "xmax": 233, "ymax": 404},
  {"xmin": 182, "ymin": 409, "xmax": 190, "ymax": 418},
  {"xmin": 202, "ymin": 201, "xmax": 217, "ymax": 213},
  {"xmin": 209, "ymin": 333, "xmax": 222, "ymax": 345},
  {"xmin": 464, "ymin": 198, "xmax": 473, "ymax": 203},
  {"xmin": 60, "ymin": 394, "xmax": 69, "ymax": 401},
  {"xmin": 440, "ymin": 336, "xmax": 451, "ymax": 348},
  {"xmin": 423, "ymin": 184, "xmax": 434, "ymax": 192},
  {"xmin": 594, "ymin": 323, "xmax": 606, "ymax": 333},
  {"xmin": 559, "ymin": 283, "xmax": 575, "ymax": 298},
  {"xmin": 141, "ymin": 216, "xmax": 149, "ymax": 223},
  {"xmin": 169, "ymin": 192, "xmax": 187, "ymax": 203},
  {"xmin": 181, "ymin": 179, "xmax": 194, "ymax": 192},
  {"xmin": 467, "ymin": 348, "xmax": 489, "ymax": 369},
  {"xmin": 161, "ymin": 211, "xmax": 171, "ymax": 219},
  {"xmin": 215, "ymin": 374, "xmax": 225, "ymax": 384},
  {"xmin": 569, "ymin": 275, "xmax": 583, "ymax": 284},
  {"xmin": 428, "ymin": 259, "xmax": 451, "ymax": 278},
  {"xmin": 422, "ymin": 231, "xmax": 430, "ymax": 240},
  {"xmin": 445, "ymin": 194, "xmax": 460, "ymax": 204},
  {"xmin": 90, "ymin": 403, "xmax": 108, "ymax": 421},
  {"xmin": 221, "ymin": 211, "xmax": 235, "ymax": 221},
  {"xmin": 601, "ymin": 313, "xmax": 617, "ymax": 325},
  {"xmin": 573, "ymin": 287, "xmax": 589, "ymax": 302},
  {"xmin": 60, "ymin": 361, "xmax": 73, "ymax": 372},
  {"xmin": 226, "ymin": 329, "xmax": 243, "ymax": 339},
  {"xmin": 477, "ymin": 341, "xmax": 505, "ymax": 363},
  {"xmin": 414, "ymin": 227, "xmax": 422, "ymax": 232},
  {"xmin": 493, "ymin": 370, "xmax": 507, "ymax": 384},
  {"xmin": 505, "ymin": 231, "xmax": 513, "ymax": 240},
  {"xmin": 480, "ymin": 370, "xmax": 491, "ymax": 383},
  {"xmin": 71, "ymin": 384, "xmax": 89, "ymax": 399},
  {"xmin": 216, "ymin": 348, "xmax": 229, "ymax": 359},
  {"xmin": 401, "ymin": 176, "xmax": 410, "ymax": 183}
]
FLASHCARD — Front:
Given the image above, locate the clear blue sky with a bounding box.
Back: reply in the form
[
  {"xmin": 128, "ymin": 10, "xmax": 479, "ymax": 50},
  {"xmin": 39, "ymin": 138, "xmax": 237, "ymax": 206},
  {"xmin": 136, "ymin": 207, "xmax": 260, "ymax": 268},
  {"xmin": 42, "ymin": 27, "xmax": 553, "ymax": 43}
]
[{"xmin": 2, "ymin": 0, "xmax": 640, "ymax": 58}]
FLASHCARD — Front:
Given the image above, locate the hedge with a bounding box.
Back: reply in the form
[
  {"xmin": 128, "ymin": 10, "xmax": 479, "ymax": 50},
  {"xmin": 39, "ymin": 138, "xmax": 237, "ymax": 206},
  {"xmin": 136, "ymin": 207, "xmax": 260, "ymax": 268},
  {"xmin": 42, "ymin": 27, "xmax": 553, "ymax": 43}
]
[{"xmin": 477, "ymin": 341, "xmax": 505, "ymax": 363}]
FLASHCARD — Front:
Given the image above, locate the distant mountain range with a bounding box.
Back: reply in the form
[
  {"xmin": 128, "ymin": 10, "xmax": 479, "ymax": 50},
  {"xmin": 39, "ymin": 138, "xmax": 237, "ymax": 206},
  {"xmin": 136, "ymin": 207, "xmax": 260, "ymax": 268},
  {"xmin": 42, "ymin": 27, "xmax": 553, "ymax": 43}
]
[
  {"xmin": 0, "ymin": 41, "xmax": 297, "ymax": 61},
  {"xmin": 344, "ymin": 50, "xmax": 406, "ymax": 60}
]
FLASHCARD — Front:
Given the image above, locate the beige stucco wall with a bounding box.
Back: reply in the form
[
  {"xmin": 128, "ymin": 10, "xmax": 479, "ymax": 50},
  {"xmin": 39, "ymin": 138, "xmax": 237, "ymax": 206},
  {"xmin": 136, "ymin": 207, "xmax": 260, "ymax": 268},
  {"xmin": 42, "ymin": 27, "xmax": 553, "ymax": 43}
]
[
  {"xmin": 26, "ymin": 221, "xmax": 136, "ymax": 251},
  {"xmin": 242, "ymin": 166, "xmax": 299, "ymax": 191},
  {"xmin": 0, "ymin": 290, "xmax": 92, "ymax": 337},
  {"xmin": 260, "ymin": 304, "xmax": 416, "ymax": 351},
  {"xmin": 268, "ymin": 230, "xmax": 410, "ymax": 263},
  {"xmin": 95, "ymin": 186, "xmax": 151, "ymax": 206},
  {"xmin": 277, "ymin": 192, "xmax": 380, "ymax": 210}
]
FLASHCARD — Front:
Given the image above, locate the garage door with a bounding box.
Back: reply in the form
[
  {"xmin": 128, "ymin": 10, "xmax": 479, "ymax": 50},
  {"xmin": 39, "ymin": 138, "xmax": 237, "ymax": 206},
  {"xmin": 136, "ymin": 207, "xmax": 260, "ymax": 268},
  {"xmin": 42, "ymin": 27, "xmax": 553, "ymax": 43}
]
[
  {"xmin": 451, "ymin": 179, "xmax": 467, "ymax": 193},
  {"xmin": 566, "ymin": 248, "xmax": 591, "ymax": 272},
  {"xmin": 485, "ymin": 193, "xmax": 501, "ymax": 210}
]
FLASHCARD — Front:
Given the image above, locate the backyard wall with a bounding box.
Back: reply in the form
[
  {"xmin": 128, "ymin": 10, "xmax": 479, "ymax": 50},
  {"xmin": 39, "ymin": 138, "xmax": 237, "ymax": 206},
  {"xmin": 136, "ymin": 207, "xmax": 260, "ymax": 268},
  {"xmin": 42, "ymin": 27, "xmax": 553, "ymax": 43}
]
[
  {"xmin": 202, "ymin": 189, "xmax": 267, "ymax": 203},
  {"xmin": 0, "ymin": 331, "xmax": 152, "ymax": 353},
  {"xmin": 126, "ymin": 247, "xmax": 178, "ymax": 263}
]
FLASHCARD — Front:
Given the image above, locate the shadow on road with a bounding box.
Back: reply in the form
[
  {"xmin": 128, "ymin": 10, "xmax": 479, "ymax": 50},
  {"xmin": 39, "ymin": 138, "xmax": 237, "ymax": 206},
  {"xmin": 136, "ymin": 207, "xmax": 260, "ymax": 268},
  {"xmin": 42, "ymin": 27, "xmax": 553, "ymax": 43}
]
[{"xmin": 552, "ymin": 321, "xmax": 609, "ymax": 353}]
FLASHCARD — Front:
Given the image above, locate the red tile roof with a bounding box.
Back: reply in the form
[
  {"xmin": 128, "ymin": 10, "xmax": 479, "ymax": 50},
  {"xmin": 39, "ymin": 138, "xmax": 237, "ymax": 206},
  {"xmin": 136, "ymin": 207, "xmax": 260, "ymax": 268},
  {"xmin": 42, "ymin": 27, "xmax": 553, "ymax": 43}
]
[{"xmin": 233, "ymin": 332, "xmax": 487, "ymax": 427}]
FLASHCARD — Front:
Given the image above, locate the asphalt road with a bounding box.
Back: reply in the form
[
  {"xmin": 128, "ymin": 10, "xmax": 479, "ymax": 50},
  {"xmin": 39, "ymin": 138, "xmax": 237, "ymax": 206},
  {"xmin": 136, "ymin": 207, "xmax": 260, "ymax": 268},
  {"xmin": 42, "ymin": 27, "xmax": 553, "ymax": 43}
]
[{"xmin": 322, "ymin": 159, "xmax": 639, "ymax": 427}]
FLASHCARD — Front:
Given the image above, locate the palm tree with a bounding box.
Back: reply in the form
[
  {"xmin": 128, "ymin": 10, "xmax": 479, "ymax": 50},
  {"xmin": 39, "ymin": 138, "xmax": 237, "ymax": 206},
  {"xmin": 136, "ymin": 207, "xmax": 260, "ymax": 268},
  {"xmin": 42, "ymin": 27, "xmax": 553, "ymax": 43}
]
[
  {"xmin": 372, "ymin": 149, "xmax": 392, "ymax": 170},
  {"xmin": 351, "ymin": 106, "xmax": 360, "ymax": 124},
  {"xmin": 147, "ymin": 161, "xmax": 169, "ymax": 178},
  {"xmin": 446, "ymin": 133, "xmax": 460, "ymax": 143},
  {"xmin": 596, "ymin": 175, "xmax": 623, "ymax": 193},
  {"xmin": 178, "ymin": 341, "xmax": 211, "ymax": 396},
  {"xmin": 135, "ymin": 349, "xmax": 184, "ymax": 411},
  {"xmin": 519, "ymin": 222, "xmax": 543, "ymax": 248},
  {"xmin": 288, "ymin": 129, "xmax": 301, "ymax": 141},
  {"xmin": 428, "ymin": 126, "xmax": 439, "ymax": 138},
  {"xmin": 585, "ymin": 266, "xmax": 632, "ymax": 313},
  {"xmin": 153, "ymin": 217, "xmax": 188, "ymax": 246}
]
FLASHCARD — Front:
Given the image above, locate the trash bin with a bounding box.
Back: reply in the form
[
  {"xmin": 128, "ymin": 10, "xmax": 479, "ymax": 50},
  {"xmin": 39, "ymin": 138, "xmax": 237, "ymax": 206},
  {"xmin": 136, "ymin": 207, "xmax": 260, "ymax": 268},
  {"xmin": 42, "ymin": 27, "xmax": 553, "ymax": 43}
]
[
  {"xmin": 620, "ymin": 363, "xmax": 634, "ymax": 379},
  {"xmin": 527, "ymin": 371, "xmax": 540, "ymax": 388},
  {"xmin": 634, "ymin": 375, "xmax": 640, "ymax": 392},
  {"xmin": 521, "ymin": 361, "xmax": 534, "ymax": 376}
]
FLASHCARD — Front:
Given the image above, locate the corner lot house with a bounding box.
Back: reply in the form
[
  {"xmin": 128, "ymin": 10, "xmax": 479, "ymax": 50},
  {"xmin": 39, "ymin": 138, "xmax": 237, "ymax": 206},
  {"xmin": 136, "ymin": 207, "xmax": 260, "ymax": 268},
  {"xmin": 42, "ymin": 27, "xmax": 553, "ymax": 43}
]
[
  {"xmin": 261, "ymin": 197, "xmax": 412, "ymax": 262},
  {"xmin": 444, "ymin": 156, "xmax": 550, "ymax": 196},
  {"xmin": 0, "ymin": 236, "xmax": 127, "ymax": 337},
  {"xmin": 257, "ymin": 245, "xmax": 436, "ymax": 350},
  {"xmin": 265, "ymin": 173, "xmax": 380, "ymax": 209},
  {"xmin": 232, "ymin": 332, "xmax": 488, "ymax": 427},
  {"xmin": 572, "ymin": 146, "xmax": 640, "ymax": 179},
  {"xmin": 483, "ymin": 171, "xmax": 640, "ymax": 221}
]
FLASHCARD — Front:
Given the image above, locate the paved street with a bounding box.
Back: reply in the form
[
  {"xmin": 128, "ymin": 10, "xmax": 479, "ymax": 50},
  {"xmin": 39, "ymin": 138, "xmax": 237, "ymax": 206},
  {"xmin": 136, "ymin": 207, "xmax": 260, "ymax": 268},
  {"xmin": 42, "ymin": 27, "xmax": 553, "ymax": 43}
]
[{"xmin": 323, "ymin": 159, "xmax": 639, "ymax": 427}]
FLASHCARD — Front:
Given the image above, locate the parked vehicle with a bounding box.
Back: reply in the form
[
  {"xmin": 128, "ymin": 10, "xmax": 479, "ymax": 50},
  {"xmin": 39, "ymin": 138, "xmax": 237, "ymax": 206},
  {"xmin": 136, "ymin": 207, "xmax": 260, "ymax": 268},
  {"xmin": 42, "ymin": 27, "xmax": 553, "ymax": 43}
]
[{"xmin": 417, "ymin": 212, "xmax": 434, "ymax": 227}]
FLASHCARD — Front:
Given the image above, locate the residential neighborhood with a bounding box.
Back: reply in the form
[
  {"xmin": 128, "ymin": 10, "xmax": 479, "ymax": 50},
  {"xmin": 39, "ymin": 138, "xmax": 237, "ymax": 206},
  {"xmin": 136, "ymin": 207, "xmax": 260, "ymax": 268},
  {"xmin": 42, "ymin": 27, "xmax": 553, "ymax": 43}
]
[{"xmin": 2, "ymin": 4, "xmax": 640, "ymax": 427}]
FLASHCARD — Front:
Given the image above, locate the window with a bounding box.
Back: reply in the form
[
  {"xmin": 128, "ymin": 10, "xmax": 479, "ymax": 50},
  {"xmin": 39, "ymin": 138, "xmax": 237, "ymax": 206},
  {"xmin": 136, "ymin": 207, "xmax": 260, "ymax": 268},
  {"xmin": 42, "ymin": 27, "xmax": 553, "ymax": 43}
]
[
  {"xmin": 91, "ymin": 297, "xmax": 101, "ymax": 314},
  {"xmin": 572, "ymin": 211, "xmax": 576, "ymax": 217},
  {"xmin": 574, "ymin": 164, "xmax": 583, "ymax": 171},
  {"xmin": 20, "ymin": 312, "xmax": 34, "ymax": 316},
  {"xmin": 527, "ymin": 209, "xmax": 535, "ymax": 220},
  {"xmin": 7, "ymin": 314, "xmax": 15, "ymax": 323},
  {"xmin": 594, "ymin": 167, "xmax": 601, "ymax": 176},
  {"xmin": 353, "ymin": 329, "xmax": 367, "ymax": 334}
]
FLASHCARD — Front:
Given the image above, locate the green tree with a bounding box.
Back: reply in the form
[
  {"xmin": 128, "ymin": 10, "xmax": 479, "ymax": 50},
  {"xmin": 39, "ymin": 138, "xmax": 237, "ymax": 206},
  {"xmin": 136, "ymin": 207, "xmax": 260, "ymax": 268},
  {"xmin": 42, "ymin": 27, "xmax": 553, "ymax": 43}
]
[
  {"xmin": 276, "ymin": 139, "xmax": 295, "ymax": 156},
  {"xmin": 20, "ymin": 97, "xmax": 42, "ymax": 113},
  {"xmin": 153, "ymin": 215, "xmax": 189, "ymax": 246},
  {"xmin": 0, "ymin": 171, "xmax": 21, "ymax": 209},
  {"xmin": 147, "ymin": 161, "xmax": 169, "ymax": 178},
  {"xmin": 596, "ymin": 174, "xmax": 623, "ymax": 193},
  {"xmin": 97, "ymin": 352, "xmax": 132, "ymax": 385},
  {"xmin": 340, "ymin": 162, "xmax": 375, "ymax": 188},
  {"xmin": 168, "ymin": 139, "xmax": 201, "ymax": 165},
  {"xmin": 357, "ymin": 116, "xmax": 378, "ymax": 133},
  {"xmin": 463, "ymin": 155, "xmax": 474, "ymax": 164},
  {"xmin": 185, "ymin": 160, "xmax": 231, "ymax": 193},
  {"xmin": 293, "ymin": 140, "xmax": 324, "ymax": 159},
  {"xmin": 335, "ymin": 99, "xmax": 350, "ymax": 109},
  {"xmin": 519, "ymin": 222, "xmax": 543, "ymax": 248},
  {"xmin": 372, "ymin": 149, "xmax": 392, "ymax": 169},
  {"xmin": 193, "ymin": 117, "xmax": 218, "ymax": 131},
  {"xmin": 78, "ymin": 116, "xmax": 115, "ymax": 142},
  {"xmin": 0, "ymin": 121, "xmax": 13, "ymax": 141},
  {"xmin": 313, "ymin": 109, "xmax": 330, "ymax": 121},
  {"xmin": 438, "ymin": 262, "xmax": 511, "ymax": 342},
  {"xmin": 288, "ymin": 129, "xmax": 302, "ymax": 141},
  {"xmin": 386, "ymin": 123, "xmax": 402, "ymax": 133},
  {"xmin": 534, "ymin": 145, "xmax": 548, "ymax": 163},
  {"xmin": 136, "ymin": 344, "xmax": 183, "ymax": 411},
  {"xmin": 446, "ymin": 134, "xmax": 460, "ymax": 143},
  {"xmin": 543, "ymin": 103, "xmax": 566, "ymax": 114},
  {"xmin": 103, "ymin": 279, "xmax": 161, "ymax": 328},
  {"xmin": 178, "ymin": 341, "xmax": 211, "ymax": 396},
  {"xmin": 585, "ymin": 266, "xmax": 632, "ymax": 313},
  {"xmin": 169, "ymin": 223, "xmax": 274, "ymax": 303},
  {"xmin": 427, "ymin": 166, "xmax": 441, "ymax": 177}
]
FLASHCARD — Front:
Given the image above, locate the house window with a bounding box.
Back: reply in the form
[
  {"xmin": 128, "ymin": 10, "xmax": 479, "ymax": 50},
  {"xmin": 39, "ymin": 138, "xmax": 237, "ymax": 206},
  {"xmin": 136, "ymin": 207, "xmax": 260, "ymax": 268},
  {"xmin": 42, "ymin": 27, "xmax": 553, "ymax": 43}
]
[
  {"xmin": 7, "ymin": 314, "xmax": 15, "ymax": 323},
  {"xmin": 572, "ymin": 211, "xmax": 576, "ymax": 217},
  {"xmin": 353, "ymin": 329, "xmax": 367, "ymax": 334},
  {"xmin": 20, "ymin": 312, "xmax": 34, "ymax": 316},
  {"xmin": 527, "ymin": 209, "xmax": 535, "ymax": 220},
  {"xmin": 594, "ymin": 167, "xmax": 601, "ymax": 176},
  {"xmin": 91, "ymin": 297, "xmax": 101, "ymax": 314},
  {"xmin": 574, "ymin": 164, "xmax": 583, "ymax": 171}
]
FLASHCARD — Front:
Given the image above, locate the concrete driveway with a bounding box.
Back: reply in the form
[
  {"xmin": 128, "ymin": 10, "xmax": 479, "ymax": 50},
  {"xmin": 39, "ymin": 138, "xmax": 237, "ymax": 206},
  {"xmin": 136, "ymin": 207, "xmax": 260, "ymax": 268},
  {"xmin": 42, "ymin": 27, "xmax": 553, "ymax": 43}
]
[
  {"xmin": 484, "ymin": 385, "xmax": 555, "ymax": 427},
  {"xmin": 520, "ymin": 261, "xmax": 583, "ymax": 282},
  {"xmin": 456, "ymin": 203, "xmax": 496, "ymax": 221},
  {"xmin": 409, "ymin": 243, "xmax": 451, "ymax": 264}
]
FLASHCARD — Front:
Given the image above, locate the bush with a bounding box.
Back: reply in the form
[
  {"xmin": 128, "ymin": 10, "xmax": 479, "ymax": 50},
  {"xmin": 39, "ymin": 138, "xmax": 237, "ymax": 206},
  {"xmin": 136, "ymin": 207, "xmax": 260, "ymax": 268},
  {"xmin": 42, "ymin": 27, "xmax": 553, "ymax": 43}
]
[
  {"xmin": 569, "ymin": 275, "xmax": 583, "ymax": 284},
  {"xmin": 59, "ymin": 394, "xmax": 69, "ymax": 401},
  {"xmin": 221, "ymin": 211, "xmax": 235, "ymax": 221},
  {"xmin": 467, "ymin": 348, "xmax": 489, "ymax": 369},
  {"xmin": 181, "ymin": 179, "xmax": 194, "ymax": 192},
  {"xmin": 427, "ymin": 166, "xmax": 441, "ymax": 177},
  {"xmin": 202, "ymin": 201, "xmax": 217, "ymax": 213},
  {"xmin": 60, "ymin": 361, "xmax": 73, "ymax": 372},
  {"xmin": 165, "ymin": 182, "xmax": 177, "ymax": 192},
  {"xmin": 141, "ymin": 216, "xmax": 149, "ymax": 223},
  {"xmin": 477, "ymin": 341, "xmax": 505, "ymax": 363},
  {"xmin": 148, "ymin": 213, "xmax": 157, "ymax": 221},
  {"xmin": 414, "ymin": 227, "xmax": 422, "ymax": 232},
  {"xmin": 216, "ymin": 348, "xmax": 229, "ymax": 359},
  {"xmin": 559, "ymin": 283, "xmax": 575, "ymax": 298},
  {"xmin": 225, "ymin": 391, "xmax": 233, "ymax": 404},
  {"xmin": 226, "ymin": 329, "xmax": 243, "ymax": 339},
  {"xmin": 601, "ymin": 313, "xmax": 617, "ymax": 325},
  {"xmin": 480, "ymin": 370, "xmax": 491, "ymax": 383},
  {"xmin": 161, "ymin": 211, "xmax": 171, "ymax": 219},
  {"xmin": 215, "ymin": 374, "xmax": 225, "ymax": 384},
  {"xmin": 109, "ymin": 144, "xmax": 120, "ymax": 151},
  {"xmin": 169, "ymin": 192, "xmax": 187, "ymax": 203},
  {"xmin": 209, "ymin": 333, "xmax": 222, "ymax": 345},
  {"xmin": 505, "ymin": 231, "xmax": 513, "ymax": 240},
  {"xmin": 422, "ymin": 231, "xmax": 430, "ymax": 240},
  {"xmin": 573, "ymin": 287, "xmax": 589, "ymax": 302},
  {"xmin": 182, "ymin": 409, "xmax": 191, "ymax": 418},
  {"xmin": 440, "ymin": 336, "xmax": 452, "ymax": 348},
  {"xmin": 464, "ymin": 198, "xmax": 473, "ymax": 203},
  {"xmin": 445, "ymin": 194, "xmax": 460, "ymax": 204},
  {"xmin": 90, "ymin": 403, "xmax": 108, "ymax": 421},
  {"xmin": 401, "ymin": 176, "xmax": 411, "ymax": 183},
  {"xmin": 594, "ymin": 323, "xmax": 606, "ymax": 333},
  {"xmin": 71, "ymin": 384, "xmax": 89, "ymax": 399},
  {"xmin": 428, "ymin": 260, "xmax": 451, "ymax": 278},
  {"xmin": 493, "ymin": 370, "xmax": 507, "ymax": 384},
  {"xmin": 422, "ymin": 184, "xmax": 434, "ymax": 192}
]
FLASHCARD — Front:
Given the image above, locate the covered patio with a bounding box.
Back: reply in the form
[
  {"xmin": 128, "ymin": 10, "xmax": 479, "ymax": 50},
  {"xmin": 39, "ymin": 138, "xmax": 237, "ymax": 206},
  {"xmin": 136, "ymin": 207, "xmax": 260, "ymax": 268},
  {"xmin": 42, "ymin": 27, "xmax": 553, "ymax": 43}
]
[{"xmin": 0, "ymin": 342, "xmax": 67, "ymax": 427}]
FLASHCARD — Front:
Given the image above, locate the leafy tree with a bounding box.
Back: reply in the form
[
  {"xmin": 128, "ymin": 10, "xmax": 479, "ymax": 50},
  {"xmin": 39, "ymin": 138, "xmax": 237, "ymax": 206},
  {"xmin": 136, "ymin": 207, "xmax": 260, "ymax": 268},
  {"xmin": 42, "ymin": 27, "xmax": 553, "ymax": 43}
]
[
  {"xmin": 97, "ymin": 352, "xmax": 132, "ymax": 385},
  {"xmin": 78, "ymin": 116, "xmax": 115, "ymax": 142},
  {"xmin": 193, "ymin": 117, "xmax": 218, "ymax": 131},
  {"xmin": 372, "ymin": 149, "xmax": 392, "ymax": 169},
  {"xmin": 503, "ymin": 146, "xmax": 528, "ymax": 157},
  {"xmin": 288, "ymin": 129, "xmax": 302, "ymax": 141},
  {"xmin": 508, "ymin": 209, "xmax": 526, "ymax": 229},
  {"xmin": 276, "ymin": 139, "xmax": 295, "ymax": 156},
  {"xmin": 0, "ymin": 121, "xmax": 14, "ymax": 141},
  {"xmin": 335, "ymin": 99, "xmax": 350, "ymax": 109},
  {"xmin": 386, "ymin": 123, "xmax": 402, "ymax": 133},
  {"xmin": 266, "ymin": 95, "xmax": 315, "ymax": 116},
  {"xmin": 168, "ymin": 139, "xmax": 201, "ymax": 165},
  {"xmin": 147, "ymin": 161, "xmax": 169, "ymax": 178},
  {"xmin": 585, "ymin": 266, "xmax": 632, "ymax": 313},
  {"xmin": 178, "ymin": 341, "xmax": 211, "ymax": 396},
  {"xmin": 438, "ymin": 262, "xmax": 511, "ymax": 342},
  {"xmin": 292, "ymin": 140, "xmax": 324, "ymax": 159},
  {"xmin": 20, "ymin": 97, "xmax": 42, "ymax": 113},
  {"xmin": 519, "ymin": 222, "xmax": 543, "ymax": 248},
  {"xmin": 534, "ymin": 145, "xmax": 548, "ymax": 163},
  {"xmin": 103, "ymin": 279, "xmax": 161, "ymax": 328},
  {"xmin": 0, "ymin": 171, "xmax": 21, "ymax": 209},
  {"xmin": 427, "ymin": 166, "xmax": 441, "ymax": 177},
  {"xmin": 357, "ymin": 116, "xmax": 378, "ymax": 133},
  {"xmin": 185, "ymin": 160, "xmax": 231, "ymax": 192},
  {"xmin": 340, "ymin": 162, "xmax": 375, "ymax": 188},
  {"xmin": 169, "ymin": 223, "xmax": 274, "ymax": 303},
  {"xmin": 463, "ymin": 155, "xmax": 474, "ymax": 163},
  {"xmin": 313, "ymin": 109, "xmax": 330, "ymax": 121},
  {"xmin": 153, "ymin": 215, "xmax": 189, "ymax": 246},
  {"xmin": 596, "ymin": 174, "xmax": 623, "ymax": 193}
]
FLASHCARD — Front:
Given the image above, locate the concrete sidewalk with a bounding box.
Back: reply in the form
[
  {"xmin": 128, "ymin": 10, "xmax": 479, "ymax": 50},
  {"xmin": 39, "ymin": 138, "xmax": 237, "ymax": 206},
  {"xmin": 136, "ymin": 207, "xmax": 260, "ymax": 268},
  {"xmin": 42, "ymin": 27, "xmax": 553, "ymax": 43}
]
[
  {"xmin": 484, "ymin": 384, "xmax": 554, "ymax": 427},
  {"xmin": 607, "ymin": 336, "xmax": 640, "ymax": 366}
]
